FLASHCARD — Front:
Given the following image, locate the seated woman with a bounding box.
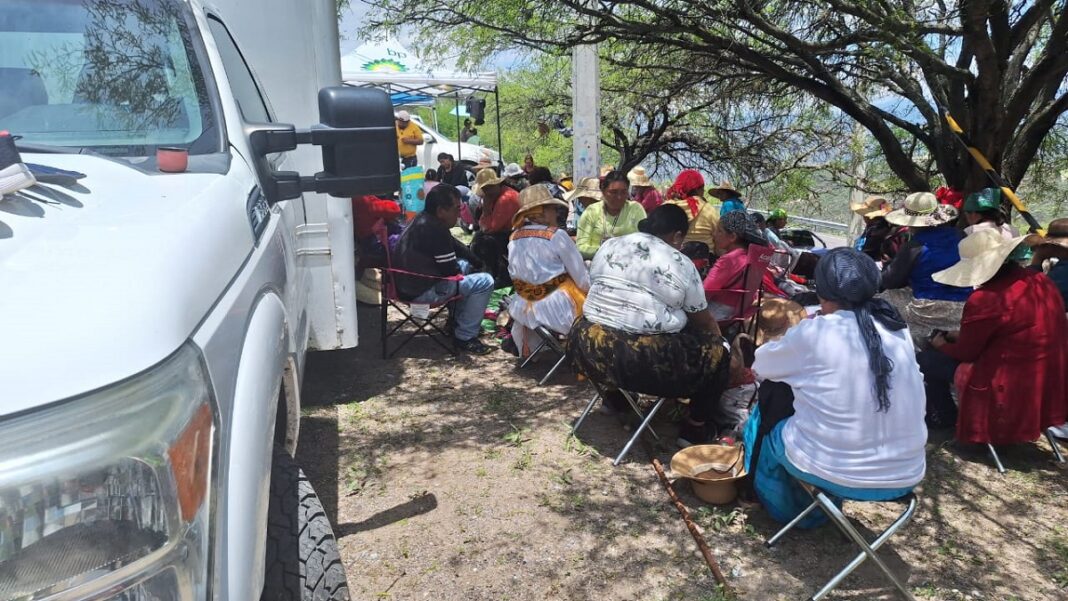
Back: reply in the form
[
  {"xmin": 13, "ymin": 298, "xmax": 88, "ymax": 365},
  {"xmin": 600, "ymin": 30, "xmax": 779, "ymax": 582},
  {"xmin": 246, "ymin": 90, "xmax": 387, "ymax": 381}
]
[
  {"xmin": 564, "ymin": 176, "xmax": 603, "ymax": 236},
  {"xmin": 920, "ymin": 229, "xmax": 1068, "ymax": 440},
  {"xmin": 880, "ymin": 192, "xmax": 971, "ymax": 345},
  {"xmin": 962, "ymin": 188, "xmax": 1019, "ymax": 239},
  {"xmin": 744, "ymin": 248, "xmax": 927, "ymax": 527},
  {"xmin": 470, "ymin": 167, "xmax": 522, "ymax": 286},
  {"xmin": 507, "ymin": 185, "xmax": 590, "ymax": 358},
  {"xmin": 352, "ymin": 194, "xmax": 403, "ymax": 269},
  {"xmin": 663, "ymin": 169, "xmax": 718, "ymax": 251},
  {"xmin": 575, "ymin": 170, "xmax": 647, "ymax": 259},
  {"xmin": 567, "ymin": 204, "xmax": 731, "ymax": 446},
  {"xmin": 850, "ymin": 195, "xmax": 908, "ymax": 263},
  {"xmin": 703, "ymin": 211, "xmax": 785, "ymax": 321}
]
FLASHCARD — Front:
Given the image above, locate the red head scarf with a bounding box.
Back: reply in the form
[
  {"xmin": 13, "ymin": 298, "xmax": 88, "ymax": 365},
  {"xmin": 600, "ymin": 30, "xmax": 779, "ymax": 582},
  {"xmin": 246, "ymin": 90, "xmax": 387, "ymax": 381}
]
[
  {"xmin": 667, "ymin": 169, "xmax": 705, "ymax": 200},
  {"xmin": 934, "ymin": 186, "xmax": 964, "ymax": 210}
]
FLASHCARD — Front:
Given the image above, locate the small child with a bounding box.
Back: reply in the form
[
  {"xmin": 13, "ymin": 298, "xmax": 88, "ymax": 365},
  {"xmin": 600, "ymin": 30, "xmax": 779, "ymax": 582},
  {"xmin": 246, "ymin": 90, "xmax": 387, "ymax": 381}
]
[{"xmin": 710, "ymin": 334, "xmax": 757, "ymax": 442}]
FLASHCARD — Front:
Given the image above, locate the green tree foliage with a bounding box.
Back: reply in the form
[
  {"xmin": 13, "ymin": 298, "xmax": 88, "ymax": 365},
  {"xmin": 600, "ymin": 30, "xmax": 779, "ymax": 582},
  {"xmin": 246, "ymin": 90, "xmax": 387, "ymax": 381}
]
[{"xmin": 361, "ymin": 0, "xmax": 1068, "ymax": 196}]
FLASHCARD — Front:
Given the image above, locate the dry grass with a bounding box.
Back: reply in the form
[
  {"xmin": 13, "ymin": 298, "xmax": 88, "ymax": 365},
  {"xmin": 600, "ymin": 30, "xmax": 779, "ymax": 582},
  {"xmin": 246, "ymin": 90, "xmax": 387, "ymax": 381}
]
[{"xmin": 295, "ymin": 305, "xmax": 1068, "ymax": 600}]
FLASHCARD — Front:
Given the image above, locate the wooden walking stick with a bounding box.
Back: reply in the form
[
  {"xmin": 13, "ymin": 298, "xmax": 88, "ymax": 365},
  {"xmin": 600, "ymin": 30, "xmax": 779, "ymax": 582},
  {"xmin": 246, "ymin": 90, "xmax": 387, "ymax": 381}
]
[
  {"xmin": 942, "ymin": 111, "xmax": 1044, "ymax": 234},
  {"xmin": 651, "ymin": 458, "xmax": 732, "ymax": 592}
]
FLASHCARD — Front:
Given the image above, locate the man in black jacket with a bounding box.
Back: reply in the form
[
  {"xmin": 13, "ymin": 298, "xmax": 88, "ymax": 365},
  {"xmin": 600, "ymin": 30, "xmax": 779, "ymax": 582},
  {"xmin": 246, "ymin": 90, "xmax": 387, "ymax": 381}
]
[
  {"xmin": 393, "ymin": 184, "xmax": 495, "ymax": 354},
  {"xmin": 436, "ymin": 153, "xmax": 470, "ymax": 188}
]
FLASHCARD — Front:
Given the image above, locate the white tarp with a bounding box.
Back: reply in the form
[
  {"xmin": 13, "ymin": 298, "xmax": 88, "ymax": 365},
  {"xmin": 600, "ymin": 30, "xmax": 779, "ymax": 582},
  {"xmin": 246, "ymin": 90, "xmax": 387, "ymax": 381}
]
[{"xmin": 340, "ymin": 39, "xmax": 497, "ymax": 93}]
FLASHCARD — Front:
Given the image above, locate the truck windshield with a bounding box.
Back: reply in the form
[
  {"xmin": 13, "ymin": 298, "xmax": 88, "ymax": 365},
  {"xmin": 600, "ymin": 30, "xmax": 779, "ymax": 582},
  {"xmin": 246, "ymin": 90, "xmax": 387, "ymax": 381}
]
[{"xmin": 0, "ymin": 0, "xmax": 219, "ymax": 156}]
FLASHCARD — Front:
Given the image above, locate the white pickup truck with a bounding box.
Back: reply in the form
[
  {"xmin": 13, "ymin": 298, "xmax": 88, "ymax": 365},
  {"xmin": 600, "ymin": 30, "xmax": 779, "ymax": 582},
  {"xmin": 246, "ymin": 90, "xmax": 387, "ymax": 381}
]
[{"xmin": 0, "ymin": 0, "xmax": 393, "ymax": 599}]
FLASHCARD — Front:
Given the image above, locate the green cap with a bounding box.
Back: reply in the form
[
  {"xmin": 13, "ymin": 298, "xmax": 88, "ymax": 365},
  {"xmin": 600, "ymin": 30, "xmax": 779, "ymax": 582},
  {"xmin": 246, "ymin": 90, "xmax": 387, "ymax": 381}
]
[
  {"xmin": 769, "ymin": 208, "xmax": 788, "ymax": 220},
  {"xmin": 964, "ymin": 188, "xmax": 1001, "ymax": 213}
]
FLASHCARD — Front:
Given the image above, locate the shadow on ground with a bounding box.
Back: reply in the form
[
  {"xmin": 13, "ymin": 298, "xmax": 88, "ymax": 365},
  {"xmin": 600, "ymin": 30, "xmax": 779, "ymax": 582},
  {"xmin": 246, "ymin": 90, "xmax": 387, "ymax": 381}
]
[{"xmin": 297, "ymin": 303, "xmax": 1068, "ymax": 600}]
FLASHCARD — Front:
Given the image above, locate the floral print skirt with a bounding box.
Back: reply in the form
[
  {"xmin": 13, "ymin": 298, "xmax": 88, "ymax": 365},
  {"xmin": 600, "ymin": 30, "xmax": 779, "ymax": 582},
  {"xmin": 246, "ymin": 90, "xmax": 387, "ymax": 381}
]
[{"xmin": 566, "ymin": 318, "xmax": 730, "ymax": 422}]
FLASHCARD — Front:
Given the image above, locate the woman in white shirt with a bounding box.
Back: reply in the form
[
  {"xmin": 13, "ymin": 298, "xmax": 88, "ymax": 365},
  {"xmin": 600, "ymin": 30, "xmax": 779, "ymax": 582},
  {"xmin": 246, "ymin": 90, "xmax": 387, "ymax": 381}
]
[
  {"xmin": 743, "ymin": 247, "xmax": 927, "ymax": 527},
  {"xmin": 507, "ymin": 185, "xmax": 590, "ymax": 357},
  {"xmin": 568, "ymin": 204, "xmax": 730, "ymax": 446}
]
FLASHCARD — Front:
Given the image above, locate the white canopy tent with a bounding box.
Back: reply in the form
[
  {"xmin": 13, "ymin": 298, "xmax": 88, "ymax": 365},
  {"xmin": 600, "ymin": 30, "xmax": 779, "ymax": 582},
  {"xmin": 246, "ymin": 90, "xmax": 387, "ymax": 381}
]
[{"xmin": 341, "ymin": 39, "xmax": 502, "ymax": 160}]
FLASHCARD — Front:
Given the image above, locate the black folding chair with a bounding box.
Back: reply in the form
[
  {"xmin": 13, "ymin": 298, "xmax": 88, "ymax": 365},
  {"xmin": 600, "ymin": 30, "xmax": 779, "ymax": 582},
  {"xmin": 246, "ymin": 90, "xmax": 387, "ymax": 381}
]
[{"xmin": 375, "ymin": 221, "xmax": 462, "ymax": 359}]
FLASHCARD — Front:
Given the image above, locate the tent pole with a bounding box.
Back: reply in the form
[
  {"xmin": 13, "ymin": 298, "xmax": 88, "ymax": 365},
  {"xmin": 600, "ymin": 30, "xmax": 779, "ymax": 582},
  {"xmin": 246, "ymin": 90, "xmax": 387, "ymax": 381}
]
[
  {"xmin": 455, "ymin": 91, "xmax": 462, "ymax": 163},
  {"xmin": 494, "ymin": 86, "xmax": 503, "ymax": 169}
]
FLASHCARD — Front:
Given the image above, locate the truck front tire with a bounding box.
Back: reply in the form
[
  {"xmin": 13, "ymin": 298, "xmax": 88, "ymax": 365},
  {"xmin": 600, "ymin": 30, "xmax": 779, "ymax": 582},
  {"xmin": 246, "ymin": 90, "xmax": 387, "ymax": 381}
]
[{"xmin": 262, "ymin": 448, "xmax": 350, "ymax": 601}]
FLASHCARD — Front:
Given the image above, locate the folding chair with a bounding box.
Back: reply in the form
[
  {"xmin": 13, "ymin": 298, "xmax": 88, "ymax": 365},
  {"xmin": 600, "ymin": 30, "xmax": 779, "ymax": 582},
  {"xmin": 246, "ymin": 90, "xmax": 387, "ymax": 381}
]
[
  {"xmin": 518, "ymin": 325, "xmax": 570, "ymax": 385},
  {"xmin": 765, "ymin": 480, "xmax": 919, "ymax": 601},
  {"xmin": 373, "ymin": 220, "xmax": 463, "ymax": 359},
  {"xmin": 570, "ymin": 381, "xmax": 666, "ymax": 466},
  {"xmin": 716, "ymin": 244, "xmax": 775, "ymax": 340},
  {"xmin": 985, "ymin": 428, "xmax": 1066, "ymax": 474}
]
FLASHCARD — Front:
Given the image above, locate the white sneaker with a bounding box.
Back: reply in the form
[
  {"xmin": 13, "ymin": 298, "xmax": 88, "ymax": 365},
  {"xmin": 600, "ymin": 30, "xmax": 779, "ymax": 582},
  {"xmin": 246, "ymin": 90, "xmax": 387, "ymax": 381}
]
[{"xmin": 0, "ymin": 162, "xmax": 36, "ymax": 197}]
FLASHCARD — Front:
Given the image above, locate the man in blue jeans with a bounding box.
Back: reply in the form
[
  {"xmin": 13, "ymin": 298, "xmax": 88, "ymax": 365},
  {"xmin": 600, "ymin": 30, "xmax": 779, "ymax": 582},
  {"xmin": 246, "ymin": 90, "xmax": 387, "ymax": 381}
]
[{"xmin": 392, "ymin": 184, "xmax": 495, "ymax": 354}]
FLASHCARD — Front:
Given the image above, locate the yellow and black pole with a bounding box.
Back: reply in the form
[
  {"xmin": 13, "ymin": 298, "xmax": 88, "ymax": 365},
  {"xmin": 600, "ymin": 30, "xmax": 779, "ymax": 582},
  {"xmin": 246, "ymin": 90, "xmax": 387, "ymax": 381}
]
[{"xmin": 943, "ymin": 111, "xmax": 1044, "ymax": 234}]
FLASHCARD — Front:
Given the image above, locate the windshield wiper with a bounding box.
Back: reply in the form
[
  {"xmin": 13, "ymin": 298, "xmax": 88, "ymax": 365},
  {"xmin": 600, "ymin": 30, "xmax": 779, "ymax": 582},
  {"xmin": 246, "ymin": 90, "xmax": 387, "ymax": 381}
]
[{"xmin": 14, "ymin": 141, "xmax": 88, "ymax": 155}]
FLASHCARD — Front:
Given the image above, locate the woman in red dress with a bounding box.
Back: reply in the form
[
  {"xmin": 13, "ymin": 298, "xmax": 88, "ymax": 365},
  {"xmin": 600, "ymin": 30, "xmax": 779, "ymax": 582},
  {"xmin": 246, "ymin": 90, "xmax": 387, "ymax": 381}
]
[{"xmin": 927, "ymin": 229, "xmax": 1068, "ymax": 444}]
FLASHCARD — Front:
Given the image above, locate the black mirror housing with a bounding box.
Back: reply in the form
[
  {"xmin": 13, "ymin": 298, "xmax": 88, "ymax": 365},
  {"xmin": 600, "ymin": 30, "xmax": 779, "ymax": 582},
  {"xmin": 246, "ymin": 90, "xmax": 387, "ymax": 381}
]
[
  {"xmin": 317, "ymin": 87, "xmax": 399, "ymax": 198},
  {"xmin": 248, "ymin": 87, "xmax": 400, "ymax": 204}
]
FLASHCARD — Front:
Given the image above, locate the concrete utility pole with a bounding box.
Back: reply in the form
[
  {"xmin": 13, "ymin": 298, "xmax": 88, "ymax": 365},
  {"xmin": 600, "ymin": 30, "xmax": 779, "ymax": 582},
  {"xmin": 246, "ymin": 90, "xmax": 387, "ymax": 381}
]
[
  {"xmin": 847, "ymin": 122, "xmax": 868, "ymax": 248},
  {"xmin": 572, "ymin": 43, "xmax": 600, "ymax": 181}
]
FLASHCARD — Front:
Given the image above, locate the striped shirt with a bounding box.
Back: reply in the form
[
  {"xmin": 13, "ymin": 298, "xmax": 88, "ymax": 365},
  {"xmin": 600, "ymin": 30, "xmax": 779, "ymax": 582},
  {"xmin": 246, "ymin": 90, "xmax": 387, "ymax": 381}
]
[{"xmin": 393, "ymin": 212, "xmax": 475, "ymax": 300}]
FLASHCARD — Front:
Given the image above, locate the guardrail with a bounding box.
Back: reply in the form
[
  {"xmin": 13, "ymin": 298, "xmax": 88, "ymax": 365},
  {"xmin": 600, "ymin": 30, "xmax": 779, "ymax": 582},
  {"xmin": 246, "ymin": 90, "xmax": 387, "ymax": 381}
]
[{"xmin": 744, "ymin": 209, "xmax": 850, "ymax": 234}]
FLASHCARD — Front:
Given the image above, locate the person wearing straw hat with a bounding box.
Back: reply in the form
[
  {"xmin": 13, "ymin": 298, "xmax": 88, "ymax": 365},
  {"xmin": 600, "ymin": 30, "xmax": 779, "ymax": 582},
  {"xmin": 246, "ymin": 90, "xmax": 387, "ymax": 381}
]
[
  {"xmin": 879, "ymin": 192, "xmax": 972, "ymax": 347},
  {"xmin": 850, "ymin": 195, "xmax": 906, "ymax": 262},
  {"xmin": 628, "ymin": 165, "xmax": 662, "ymax": 213},
  {"xmin": 470, "ymin": 167, "xmax": 522, "ymax": 286},
  {"xmin": 663, "ymin": 169, "xmax": 719, "ymax": 250},
  {"xmin": 743, "ymin": 247, "xmax": 926, "ymax": 528},
  {"xmin": 1026, "ymin": 218, "xmax": 1068, "ymax": 306},
  {"xmin": 568, "ymin": 204, "xmax": 730, "ymax": 447},
  {"xmin": 564, "ymin": 176, "xmax": 603, "ymax": 236},
  {"xmin": 575, "ymin": 170, "xmax": 647, "ymax": 259},
  {"xmin": 962, "ymin": 188, "xmax": 1019, "ymax": 240},
  {"xmin": 503, "ymin": 162, "xmax": 528, "ymax": 192},
  {"xmin": 708, "ymin": 181, "xmax": 746, "ymax": 216},
  {"xmin": 505, "ymin": 185, "xmax": 590, "ymax": 358},
  {"xmin": 919, "ymin": 229, "xmax": 1068, "ymax": 444},
  {"xmin": 703, "ymin": 211, "xmax": 785, "ymax": 321}
]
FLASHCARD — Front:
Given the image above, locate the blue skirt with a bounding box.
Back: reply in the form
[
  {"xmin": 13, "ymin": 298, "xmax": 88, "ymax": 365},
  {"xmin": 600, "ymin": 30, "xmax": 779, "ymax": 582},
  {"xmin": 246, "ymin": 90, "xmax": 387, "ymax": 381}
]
[{"xmin": 743, "ymin": 405, "xmax": 914, "ymax": 528}]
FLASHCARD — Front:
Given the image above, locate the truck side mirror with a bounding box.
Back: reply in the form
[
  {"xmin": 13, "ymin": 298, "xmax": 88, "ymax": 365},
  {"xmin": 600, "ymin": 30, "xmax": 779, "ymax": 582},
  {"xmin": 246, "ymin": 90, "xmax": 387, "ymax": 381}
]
[{"xmin": 248, "ymin": 87, "xmax": 400, "ymax": 204}]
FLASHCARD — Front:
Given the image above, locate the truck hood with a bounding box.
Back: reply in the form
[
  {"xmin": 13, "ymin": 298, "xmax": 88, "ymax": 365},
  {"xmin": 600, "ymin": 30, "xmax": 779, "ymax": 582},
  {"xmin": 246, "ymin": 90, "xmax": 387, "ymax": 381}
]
[{"xmin": 0, "ymin": 153, "xmax": 253, "ymax": 415}]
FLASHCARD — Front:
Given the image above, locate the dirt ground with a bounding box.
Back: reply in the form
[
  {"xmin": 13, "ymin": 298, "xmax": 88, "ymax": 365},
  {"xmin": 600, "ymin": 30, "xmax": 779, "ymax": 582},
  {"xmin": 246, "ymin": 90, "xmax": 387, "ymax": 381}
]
[{"xmin": 296, "ymin": 305, "xmax": 1068, "ymax": 601}]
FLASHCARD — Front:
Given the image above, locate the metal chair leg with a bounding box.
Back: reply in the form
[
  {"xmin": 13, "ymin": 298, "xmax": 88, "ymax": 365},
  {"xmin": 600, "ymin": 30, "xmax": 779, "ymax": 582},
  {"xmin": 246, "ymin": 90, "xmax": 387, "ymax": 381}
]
[
  {"xmin": 538, "ymin": 354, "xmax": 569, "ymax": 386},
  {"xmin": 518, "ymin": 338, "xmax": 549, "ymax": 368},
  {"xmin": 765, "ymin": 499, "xmax": 821, "ymax": 548},
  {"xmin": 571, "ymin": 392, "xmax": 600, "ymax": 435},
  {"xmin": 613, "ymin": 397, "xmax": 665, "ymax": 466},
  {"xmin": 619, "ymin": 390, "xmax": 659, "ymax": 441},
  {"xmin": 1046, "ymin": 428, "xmax": 1066, "ymax": 463},
  {"xmin": 813, "ymin": 494, "xmax": 916, "ymax": 601},
  {"xmin": 987, "ymin": 443, "xmax": 1007, "ymax": 473}
]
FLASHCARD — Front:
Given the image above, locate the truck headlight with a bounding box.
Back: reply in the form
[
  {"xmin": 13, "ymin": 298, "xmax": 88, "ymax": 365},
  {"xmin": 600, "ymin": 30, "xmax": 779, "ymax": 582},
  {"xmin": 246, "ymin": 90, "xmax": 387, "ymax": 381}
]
[{"xmin": 0, "ymin": 343, "xmax": 215, "ymax": 601}]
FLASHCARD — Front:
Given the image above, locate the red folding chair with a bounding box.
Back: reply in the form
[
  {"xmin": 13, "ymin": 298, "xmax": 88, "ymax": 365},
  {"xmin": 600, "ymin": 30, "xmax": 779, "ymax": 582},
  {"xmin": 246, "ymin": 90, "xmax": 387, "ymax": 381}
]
[
  {"xmin": 716, "ymin": 244, "xmax": 775, "ymax": 339},
  {"xmin": 373, "ymin": 220, "xmax": 464, "ymax": 358}
]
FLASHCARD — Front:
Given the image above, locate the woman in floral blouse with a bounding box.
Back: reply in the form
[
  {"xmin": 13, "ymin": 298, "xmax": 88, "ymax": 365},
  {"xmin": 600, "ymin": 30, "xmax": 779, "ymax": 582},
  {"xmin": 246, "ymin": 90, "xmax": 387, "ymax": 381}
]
[{"xmin": 567, "ymin": 204, "xmax": 731, "ymax": 446}]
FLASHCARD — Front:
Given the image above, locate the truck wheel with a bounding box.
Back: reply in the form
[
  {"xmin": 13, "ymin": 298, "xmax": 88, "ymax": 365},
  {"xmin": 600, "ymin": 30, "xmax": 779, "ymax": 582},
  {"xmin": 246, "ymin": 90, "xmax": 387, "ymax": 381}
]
[{"xmin": 262, "ymin": 448, "xmax": 350, "ymax": 601}]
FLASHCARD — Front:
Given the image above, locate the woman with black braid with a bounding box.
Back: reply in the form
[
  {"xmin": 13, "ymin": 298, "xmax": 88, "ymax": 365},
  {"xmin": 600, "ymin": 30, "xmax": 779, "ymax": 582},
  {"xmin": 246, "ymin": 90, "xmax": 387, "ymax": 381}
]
[{"xmin": 742, "ymin": 248, "xmax": 927, "ymax": 527}]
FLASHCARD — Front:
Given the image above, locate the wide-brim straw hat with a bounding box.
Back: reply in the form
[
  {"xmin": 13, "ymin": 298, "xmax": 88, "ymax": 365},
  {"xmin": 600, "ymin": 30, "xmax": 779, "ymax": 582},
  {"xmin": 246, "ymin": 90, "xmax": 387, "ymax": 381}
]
[
  {"xmin": 564, "ymin": 176, "xmax": 603, "ymax": 204},
  {"xmin": 1024, "ymin": 218, "xmax": 1068, "ymax": 251},
  {"xmin": 932, "ymin": 229, "xmax": 1027, "ymax": 288},
  {"xmin": 628, "ymin": 166, "xmax": 653, "ymax": 187},
  {"xmin": 671, "ymin": 444, "xmax": 746, "ymax": 505},
  {"xmin": 885, "ymin": 192, "xmax": 958, "ymax": 227},
  {"xmin": 708, "ymin": 180, "xmax": 740, "ymax": 196},
  {"xmin": 512, "ymin": 184, "xmax": 569, "ymax": 228},
  {"xmin": 471, "ymin": 167, "xmax": 506, "ymax": 197},
  {"xmin": 754, "ymin": 298, "xmax": 807, "ymax": 345},
  {"xmin": 850, "ymin": 195, "xmax": 892, "ymax": 219}
]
